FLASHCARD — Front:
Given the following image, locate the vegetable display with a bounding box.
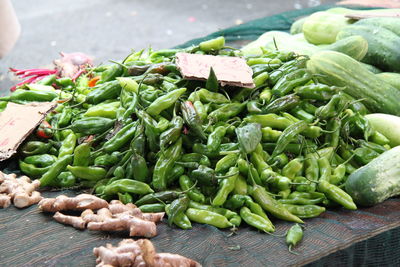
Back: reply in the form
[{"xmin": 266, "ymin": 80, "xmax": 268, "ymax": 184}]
[{"xmin": 2, "ymin": 7, "xmax": 400, "ymax": 260}]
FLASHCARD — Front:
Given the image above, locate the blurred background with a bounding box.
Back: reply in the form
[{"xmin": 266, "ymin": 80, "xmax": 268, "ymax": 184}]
[{"xmin": 0, "ymin": 0, "xmax": 339, "ymax": 95}]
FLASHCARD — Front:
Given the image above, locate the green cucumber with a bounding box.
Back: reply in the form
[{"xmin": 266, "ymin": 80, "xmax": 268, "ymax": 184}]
[
  {"xmin": 360, "ymin": 63, "xmax": 382, "ymax": 74},
  {"xmin": 376, "ymin": 72, "xmax": 400, "ymax": 91},
  {"xmin": 345, "ymin": 146, "xmax": 400, "ymax": 206},
  {"xmin": 307, "ymin": 51, "xmax": 400, "ymax": 115},
  {"xmin": 355, "ymin": 17, "xmax": 400, "ymax": 36},
  {"xmin": 337, "ymin": 24, "xmax": 400, "ymax": 72},
  {"xmin": 322, "ymin": 35, "xmax": 368, "ymax": 61},
  {"xmin": 365, "ymin": 113, "xmax": 400, "ymax": 147}
]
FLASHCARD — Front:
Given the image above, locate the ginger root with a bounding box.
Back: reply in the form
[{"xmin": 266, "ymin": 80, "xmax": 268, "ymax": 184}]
[
  {"xmin": 93, "ymin": 239, "xmax": 201, "ymax": 267},
  {"xmin": 39, "ymin": 193, "xmax": 108, "ymax": 212},
  {"xmin": 0, "ymin": 171, "xmax": 42, "ymax": 208},
  {"xmin": 41, "ymin": 195, "xmax": 164, "ymax": 238}
]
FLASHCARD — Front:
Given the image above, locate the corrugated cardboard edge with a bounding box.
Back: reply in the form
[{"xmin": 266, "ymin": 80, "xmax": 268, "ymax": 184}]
[{"xmin": 0, "ymin": 102, "xmax": 57, "ymax": 161}]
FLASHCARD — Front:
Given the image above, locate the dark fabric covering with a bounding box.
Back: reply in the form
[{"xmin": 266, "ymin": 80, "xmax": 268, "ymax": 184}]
[{"xmin": 1, "ymin": 188, "xmax": 399, "ymax": 266}]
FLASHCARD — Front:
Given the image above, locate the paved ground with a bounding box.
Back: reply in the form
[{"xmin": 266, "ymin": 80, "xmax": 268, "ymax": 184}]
[{"xmin": 0, "ymin": 0, "xmax": 338, "ymax": 95}]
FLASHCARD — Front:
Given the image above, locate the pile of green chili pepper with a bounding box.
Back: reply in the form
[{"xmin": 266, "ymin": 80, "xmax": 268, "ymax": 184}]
[{"xmin": 7, "ymin": 36, "xmax": 392, "ymax": 236}]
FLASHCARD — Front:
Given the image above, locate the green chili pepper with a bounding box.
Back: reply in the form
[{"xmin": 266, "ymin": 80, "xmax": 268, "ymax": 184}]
[
  {"xmin": 165, "ymin": 204, "xmax": 192, "ymax": 230},
  {"xmin": 353, "ymin": 147, "xmax": 380, "ymax": 165},
  {"xmin": 167, "ymin": 195, "xmax": 189, "ymax": 226},
  {"xmin": 100, "ymin": 64, "xmax": 124, "ymax": 83},
  {"xmin": 261, "ymin": 127, "xmax": 282, "ymax": 142},
  {"xmin": 57, "ymin": 132, "xmax": 77, "ymax": 158},
  {"xmin": 21, "ymin": 141, "xmax": 52, "ymax": 156},
  {"xmin": 0, "ymin": 89, "xmax": 58, "ymax": 102},
  {"xmin": 290, "ymin": 107, "xmax": 315, "ymax": 123},
  {"xmin": 179, "ymin": 175, "xmax": 205, "ymax": 203},
  {"xmin": 251, "ymin": 185, "xmax": 303, "ymax": 223},
  {"xmin": 94, "ymin": 152, "xmax": 121, "ymax": 166},
  {"xmin": 207, "ymin": 126, "xmax": 226, "ymax": 152},
  {"xmin": 208, "ymin": 103, "xmax": 245, "ymax": 122},
  {"xmin": 181, "ymin": 101, "xmax": 206, "ymax": 140},
  {"xmin": 58, "ymin": 108, "xmax": 73, "ymax": 127},
  {"xmin": 66, "ymin": 165, "xmax": 106, "ymax": 181},
  {"xmin": 113, "ymin": 166, "xmax": 125, "ymax": 179},
  {"xmin": 318, "ymin": 180, "xmax": 357, "ymax": 210},
  {"xmin": 186, "ymin": 208, "xmax": 233, "ymax": 228},
  {"xmin": 286, "ymin": 224, "xmax": 303, "ymax": 253},
  {"xmin": 282, "ymin": 158, "xmax": 303, "ymax": 179},
  {"xmin": 212, "ymin": 167, "xmax": 239, "ymax": 206},
  {"xmin": 86, "ymin": 80, "xmax": 122, "ymax": 105},
  {"xmin": 130, "ymin": 152, "xmax": 149, "ymax": 183},
  {"xmin": 253, "ymin": 72, "xmax": 269, "ymax": 87},
  {"xmin": 153, "ymin": 138, "xmax": 182, "ymax": 191},
  {"xmin": 233, "ymin": 175, "xmax": 248, "ymax": 195},
  {"xmin": 67, "ymin": 117, "xmax": 115, "ymax": 135},
  {"xmin": 240, "ymin": 206, "xmax": 275, "ymax": 233},
  {"xmin": 188, "ymin": 89, "xmax": 229, "ymax": 104},
  {"xmin": 293, "ymin": 177, "xmax": 315, "ymax": 192},
  {"xmin": 278, "ymin": 197, "xmax": 324, "ymax": 205},
  {"xmin": 224, "ymin": 194, "xmax": 246, "ymax": 210},
  {"xmin": 40, "ymin": 154, "xmax": 73, "ymax": 187},
  {"xmin": 199, "ymin": 36, "xmax": 225, "ymax": 51},
  {"xmin": 135, "ymin": 190, "xmax": 182, "ymax": 206},
  {"xmin": 215, "ymin": 154, "xmax": 239, "ymax": 174},
  {"xmin": 263, "ymin": 94, "xmax": 301, "ymax": 113},
  {"xmin": 19, "ymin": 161, "xmax": 51, "ymax": 178},
  {"xmin": 272, "ymin": 68, "xmax": 311, "ymax": 97},
  {"xmin": 24, "ymin": 154, "xmax": 57, "ymax": 167},
  {"xmin": 139, "ymin": 203, "xmax": 165, "ymax": 213},
  {"xmin": 159, "ymin": 116, "xmax": 183, "ymax": 150},
  {"xmin": 103, "ymin": 179, "xmax": 154, "ymax": 196},
  {"xmin": 84, "ymin": 101, "xmax": 120, "ymax": 119},
  {"xmin": 55, "ymin": 171, "xmax": 76, "ymax": 187},
  {"xmin": 315, "ymin": 94, "xmax": 343, "ymax": 119},
  {"xmin": 146, "ymin": 88, "xmax": 186, "ymax": 117},
  {"xmin": 295, "ymin": 83, "xmax": 340, "ymax": 101},
  {"xmin": 72, "ymin": 142, "xmax": 91, "ymax": 166},
  {"xmin": 102, "ymin": 121, "xmax": 138, "ymax": 153},
  {"xmin": 118, "ymin": 192, "xmax": 133, "ymax": 204},
  {"xmin": 270, "ymin": 121, "xmax": 308, "ymax": 160}
]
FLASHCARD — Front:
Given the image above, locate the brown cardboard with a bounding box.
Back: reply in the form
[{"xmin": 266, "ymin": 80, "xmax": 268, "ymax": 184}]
[
  {"xmin": 345, "ymin": 13, "xmax": 400, "ymax": 20},
  {"xmin": 176, "ymin": 52, "xmax": 255, "ymax": 88},
  {"xmin": 0, "ymin": 102, "xmax": 57, "ymax": 161}
]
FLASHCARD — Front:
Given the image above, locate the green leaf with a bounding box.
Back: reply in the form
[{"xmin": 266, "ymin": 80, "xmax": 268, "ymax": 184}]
[
  {"xmin": 206, "ymin": 67, "xmax": 218, "ymax": 92},
  {"xmin": 235, "ymin": 123, "xmax": 262, "ymax": 154}
]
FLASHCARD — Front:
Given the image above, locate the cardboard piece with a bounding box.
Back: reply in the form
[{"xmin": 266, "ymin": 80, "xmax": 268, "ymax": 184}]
[
  {"xmin": 0, "ymin": 102, "xmax": 57, "ymax": 161},
  {"xmin": 346, "ymin": 13, "xmax": 400, "ymax": 20},
  {"xmin": 176, "ymin": 52, "xmax": 255, "ymax": 88}
]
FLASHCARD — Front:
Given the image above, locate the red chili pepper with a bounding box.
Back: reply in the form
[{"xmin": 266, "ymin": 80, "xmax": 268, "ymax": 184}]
[
  {"xmin": 37, "ymin": 121, "xmax": 53, "ymax": 139},
  {"xmin": 88, "ymin": 76, "xmax": 100, "ymax": 87}
]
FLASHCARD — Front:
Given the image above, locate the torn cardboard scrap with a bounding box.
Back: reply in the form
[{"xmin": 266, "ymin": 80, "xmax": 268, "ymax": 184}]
[
  {"xmin": 176, "ymin": 52, "xmax": 255, "ymax": 88},
  {"xmin": 0, "ymin": 102, "xmax": 57, "ymax": 161}
]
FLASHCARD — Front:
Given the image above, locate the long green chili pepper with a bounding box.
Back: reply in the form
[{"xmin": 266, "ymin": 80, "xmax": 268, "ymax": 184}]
[
  {"xmin": 73, "ymin": 142, "xmax": 91, "ymax": 166},
  {"xmin": 152, "ymin": 138, "xmax": 182, "ymax": 191},
  {"xmin": 147, "ymin": 88, "xmax": 186, "ymax": 116},
  {"xmin": 181, "ymin": 101, "xmax": 206, "ymax": 140},
  {"xmin": 270, "ymin": 120, "xmax": 308, "ymax": 159},
  {"xmin": 165, "ymin": 204, "xmax": 192, "ymax": 230},
  {"xmin": 167, "ymin": 195, "xmax": 189, "ymax": 226},
  {"xmin": 159, "ymin": 116, "xmax": 183, "ymax": 150},
  {"xmin": 40, "ymin": 155, "xmax": 73, "ymax": 187},
  {"xmin": 102, "ymin": 121, "xmax": 138, "ymax": 153},
  {"xmin": 67, "ymin": 165, "xmax": 107, "ymax": 181},
  {"xmin": 240, "ymin": 206, "xmax": 275, "ymax": 233},
  {"xmin": 212, "ymin": 167, "xmax": 239, "ymax": 206},
  {"xmin": 286, "ymin": 224, "xmax": 303, "ymax": 254}
]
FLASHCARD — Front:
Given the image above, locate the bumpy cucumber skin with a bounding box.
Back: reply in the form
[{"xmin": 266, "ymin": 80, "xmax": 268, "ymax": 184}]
[
  {"xmin": 323, "ymin": 35, "xmax": 368, "ymax": 61},
  {"xmin": 345, "ymin": 146, "xmax": 400, "ymax": 206},
  {"xmin": 355, "ymin": 17, "xmax": 400, "ymax": 36}
]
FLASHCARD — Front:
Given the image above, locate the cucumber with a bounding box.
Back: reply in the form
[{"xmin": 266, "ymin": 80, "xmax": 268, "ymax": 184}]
[
  {"xmin": 322, "ymin": 35, "xmax": 368, "ymax": 61},
  {"xmin": 376, "ymin": 72, "xmax": 400, "ymax": 90},
  {"xmin": 360, "ymin": 63, "xmax": 382, "ymax": 74},
  {"xmin": 307, "ymin": 51, "xmax": 400, "ymax": 115},
  {"xmin": 365, "ymin": 113, "xmax": 400, "ymax": 147},
  {"xmin": 303, "ymin": 11, "xmax": 351, "ymax": 45},
  {"xmin": 290, "ymin": 17, "xmax": 306, "ymax": 34},
  {"xmin": 355, "ymin": 17, "xmax": 400, "ymax": 36},
  {"xmin": 345, "ymin": 146, "xmax": 400, "ymax": 206},
  {"xmin": 337, "ymin": 25, "xmax": 400, "ymax": 72}
]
